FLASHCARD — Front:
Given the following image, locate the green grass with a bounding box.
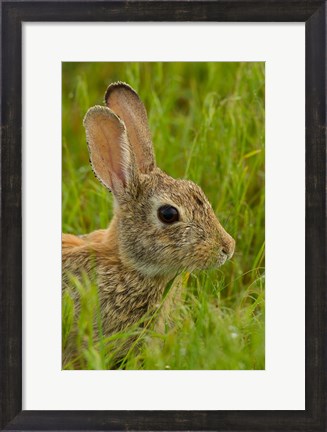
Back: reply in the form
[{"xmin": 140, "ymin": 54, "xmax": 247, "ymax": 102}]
[{"xmin": 62, "ymin": 62, "xmax": 265, "ymax": 370}]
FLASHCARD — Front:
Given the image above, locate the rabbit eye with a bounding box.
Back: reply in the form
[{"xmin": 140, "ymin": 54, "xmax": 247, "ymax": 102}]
[{"xmin": 158, "ymin": 205, "xmax": 179, "ymax": 224}]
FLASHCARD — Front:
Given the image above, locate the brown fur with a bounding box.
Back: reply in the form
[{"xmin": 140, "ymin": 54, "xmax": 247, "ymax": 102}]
[{"xmin": 62, "ymin": 82, "xmax": 235, "ymax": 367}]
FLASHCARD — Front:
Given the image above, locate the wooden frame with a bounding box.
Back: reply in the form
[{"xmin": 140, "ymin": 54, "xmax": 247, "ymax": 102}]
[{"xmin": 1, "ymin": 1, "xmax": 326, "ymax": 430}]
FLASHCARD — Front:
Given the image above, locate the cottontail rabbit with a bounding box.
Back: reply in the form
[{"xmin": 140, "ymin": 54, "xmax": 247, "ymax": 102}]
[{"xmin": 62, "ymin": 82, "xmax": 235, "ymax": 366}]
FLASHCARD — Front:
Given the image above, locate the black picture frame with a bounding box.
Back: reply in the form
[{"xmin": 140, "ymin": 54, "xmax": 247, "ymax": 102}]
[{"xmin": 1, "ymin": 1, "xmax": 326, "ymax": 430}]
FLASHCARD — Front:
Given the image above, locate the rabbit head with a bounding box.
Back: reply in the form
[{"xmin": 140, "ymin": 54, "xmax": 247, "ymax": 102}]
[{"xmin": 84, "ymin": 82, "xmax": 235, "ymax": 278}]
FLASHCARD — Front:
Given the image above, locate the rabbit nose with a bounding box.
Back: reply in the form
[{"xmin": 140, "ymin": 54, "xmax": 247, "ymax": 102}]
[{"xmin": 220, "ymin": 234, "xmax": 235, "ymax": 260}]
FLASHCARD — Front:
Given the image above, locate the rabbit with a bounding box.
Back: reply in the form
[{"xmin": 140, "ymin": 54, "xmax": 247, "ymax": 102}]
[{"xmin": 62, "ymin": 82, "xmax": 235, "ymax": 366}]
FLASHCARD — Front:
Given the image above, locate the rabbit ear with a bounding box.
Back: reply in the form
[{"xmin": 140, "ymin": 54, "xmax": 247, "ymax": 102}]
[
  {"xmin": 105, "ymin": 82, "xmax": 156, "ymax": 174},
  {"xmin": 83, "ymin": 106, "xmax": 137, "ymax": 196}
]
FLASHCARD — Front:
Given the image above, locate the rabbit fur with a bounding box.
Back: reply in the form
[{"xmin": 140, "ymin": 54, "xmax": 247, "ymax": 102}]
[{"xmin": 62, "ymin": 82, "xmax": 235, "ymax": 365}]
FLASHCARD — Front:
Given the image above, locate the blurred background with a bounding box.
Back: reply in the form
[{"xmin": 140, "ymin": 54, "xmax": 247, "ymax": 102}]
[{"xmin": 62, "ymin": 62, "xmax": 265, "ymax": 370}]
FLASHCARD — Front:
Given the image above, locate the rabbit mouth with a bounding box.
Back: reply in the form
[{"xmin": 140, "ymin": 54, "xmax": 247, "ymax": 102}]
[
  {"xmin": 198, "ymin": 254, "xmax": 228, "ymax": 271},
  {"xmin": 217, "ymin": 255, "xmax": 228, "ymax": 267}
]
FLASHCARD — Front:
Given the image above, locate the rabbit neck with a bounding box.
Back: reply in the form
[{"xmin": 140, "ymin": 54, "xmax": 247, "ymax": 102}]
[
  {"xmin": 63, "ymin": 221, "xmax": 176, "ymax": 337},
  {"xmin": 93, "ymin": 224, "xmax": 171, "ymax": 333}
]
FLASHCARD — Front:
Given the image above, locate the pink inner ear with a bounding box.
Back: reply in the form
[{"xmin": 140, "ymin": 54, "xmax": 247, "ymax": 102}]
[
  {"xmin": 105, "ymin": 84, "xmax": 155, "ymax": 174},
  {"xmin": 84, "ymin": 107, "xmax": 131, "ymax": 194}
]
